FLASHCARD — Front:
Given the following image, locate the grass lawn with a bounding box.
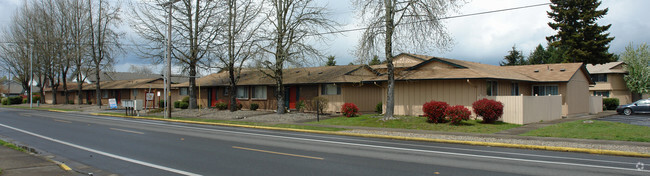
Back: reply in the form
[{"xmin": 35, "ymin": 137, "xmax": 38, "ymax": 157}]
[
  {"xmin": 521, "ymin": 120, "xmax": 650, "ymax": 142},
  {"xmin": 95, "ymin": 112, "xmax": 345, "ymax": 132},
  {"xmin": 1, "ymin": 105, "xmax": 80, "ymax": 112},
  {"xmin": 308, "ymin": 114, "xmax": 521, "ymax": 134}
]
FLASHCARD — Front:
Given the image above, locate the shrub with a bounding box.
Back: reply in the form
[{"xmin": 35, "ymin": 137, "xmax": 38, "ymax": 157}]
[
  {"xmin": 472, "ymin": 98, "xmax": 504, "ymax": 124},
  {"xmin": 603, "ymin": 98, "xmax": 619, "ymax": 110},
  {"xmin": 68, "ymin": 100, "xmax": 75, "ymax": 104},
  {"xmin": 250, "ymin": 103, "xmax": 259, "ymax": 111},
  {"xmin": 312, "ymin": 97, "xmax": 329, "ymax": 114},
  {"xmin": 215, "ymin": 99, "xmax": 229, "ymax": 110},
  {"xmin": 376, "ymin": 102, "xmax": 383, "ymax": 113},
  {"xmin": 296, "ymin": 100, "xmax": 306, "ymax": 112},
  {"xmin": 182, "ymin": 96, "xmax": 190, "ymax": 103},
  {"xmin": 341, "ymin": 103, "xmax": 359, "ymax": 117},
  {"xmin": 445, "ymin": 105, "xmax": 471, "ymax": 125},
  {"xmin": 179, "ymin": 102, "xmax": 189, "ymax": 109},
  {"xmin": 422, "ymin": 101, "xmax": 449, "ymax": 123},
  {"xmin": 8, "ymin": 97, "xmax": 22, "ymax": 105},
  {"xmin": 22, "ymin": 99, "xmax": 27, "ymax": 104},
  {"xmin": 32, "ymin": 96, "xmax": 40, "ymax": 103},
  {"xmin": 1, "ymin": 98, "xmax": 8, "ymax": 105},
  {"xmin": 174, "ymin": 101, "xmax": 181, "ymax": 108},
  {"xmin": 159, "ymin": 100, "xmax": 166, "ymax": 108}
]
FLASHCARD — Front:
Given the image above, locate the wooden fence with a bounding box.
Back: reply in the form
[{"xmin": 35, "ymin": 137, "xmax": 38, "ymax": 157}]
[{"xmin": 482, "ymin": 95, "xmax": 562, "ymax": 125}]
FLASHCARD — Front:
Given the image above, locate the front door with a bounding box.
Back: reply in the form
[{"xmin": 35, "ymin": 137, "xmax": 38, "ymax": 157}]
[
  {"xmin": 210, "ymin": 88, "xmax": 218, "ymax": 107},
  {"xmin": 289, "ymin": 86, "xmax": 297, "ymax": 109}
]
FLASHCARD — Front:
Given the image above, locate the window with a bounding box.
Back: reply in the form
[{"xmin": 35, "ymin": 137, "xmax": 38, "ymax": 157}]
[
  {"xmin": 533, "ymin": 85, "xmax": 559, "ymax": 96},
  {"xmin": 132, "ymin": 89, "xmax": 138, "ymax": 97},
  {"xmin": 236, "ymin": 86, "xmax": 249, "ymax": 99},
  {"xmin": 487, "ymin": 81, "xmax": 498, "ymax": 96},
  {"xmin": 593, "ymin": 91, "xmax": 609, "ymax": 97},
  {"xmin": 252, "ymin": 86, "xmax": 267, "ymax": 99},
  {"xmin": 511, "ymin": 83, "xmax": 519, "ymax": 95},
  {"xmin": 60, "ymin": 91, "xmax": 65, "ymax": 96},
  {"xmin": 102, "ymin": 90, "xmax": 109, "ymax": 98},
  {"xmin": 223, "ymin": 87, "xmax": 229, "ymax": 96},
  {"xmin": 179, "ymin": 87, "xmax": 188, "ymax": 96},
  {"xmin": 590, "ymin": 74, "xmax": 607, "ymax": 82},
  {"xmin": 321, "ymin": 84, "xmax": 341, "ymax": 95}
]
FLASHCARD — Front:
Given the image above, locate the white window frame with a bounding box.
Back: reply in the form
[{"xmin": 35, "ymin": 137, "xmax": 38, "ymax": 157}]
[
  {"xmin": 321, "ymin": 84, "xmax": 340, "ymax": 95},
  {"xmin": 487, "ymin": 81, "xmax": 498, "ymax": 96},
  {"xmin": 251, "ymin": 86, "xmax": 267, "ymax": 99},
  {"xmin": 532, "ymin": 84, "xmax": 560, "ymax": 96},
  {"xmin": 236, "ymin": 86, "xmax": 249, "ymax": 99}
]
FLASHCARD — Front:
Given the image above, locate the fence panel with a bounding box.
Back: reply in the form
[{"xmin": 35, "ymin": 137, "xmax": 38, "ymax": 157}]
[
  {"xmin": 588, "ymin": 96, "xmax": 603, "ymax": 114},
  {"xmin": 483, "ymin": 95, "xmax": 562, "ymax": 125}
]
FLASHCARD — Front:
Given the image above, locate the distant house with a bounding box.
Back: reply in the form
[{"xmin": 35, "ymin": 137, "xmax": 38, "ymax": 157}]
[{"xmin": 586, "ymin": 62, "xmax": 648, "ymax": 104}]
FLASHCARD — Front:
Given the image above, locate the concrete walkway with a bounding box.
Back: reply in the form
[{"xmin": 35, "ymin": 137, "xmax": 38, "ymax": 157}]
[{"xmin": 0, "ymin": 145, "xmax": 78, "ymax": 176}]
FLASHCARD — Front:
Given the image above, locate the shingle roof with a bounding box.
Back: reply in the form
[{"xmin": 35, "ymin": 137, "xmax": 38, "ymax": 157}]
[
  {"xmin": 586, "ymin": 61, "xmax": 627, "ymax": 74},
  {"xmin": 176, "ymin": 65, "xmax": 378, "ymax": 87},
  {"xmin": 86, "ymin": 72, "xmax": 188, "ymax": 83}
]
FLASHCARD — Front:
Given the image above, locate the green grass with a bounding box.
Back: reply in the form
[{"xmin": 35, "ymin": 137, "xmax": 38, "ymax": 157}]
[
  {"xmin": 95, "ymin": 112, "xmax": 345, "ymax": 132},
  {"xmin": 308, "ymin": 114, "xmax": 521, "ymax": 134},
  {"xmin": 1, "ymin": 105, "xmax": 80, "ymax": 112},
  {"xmin": 521, "ymin": 120, "xmax": 650, "ymax": 142},
  {"xmin": 0, "ymin": 139, "xmax": 26, "ymax": 153}
]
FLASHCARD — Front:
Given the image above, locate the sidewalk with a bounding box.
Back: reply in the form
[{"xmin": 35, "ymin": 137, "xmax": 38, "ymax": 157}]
[{"xmin": 0, "ymin": 145, "xmax": 77, "ymax": 176}]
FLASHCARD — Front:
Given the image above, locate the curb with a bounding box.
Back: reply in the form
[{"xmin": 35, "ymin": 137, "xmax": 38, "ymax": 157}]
[
  {"xmin": 58, "ymin": 163, "xmax": 72, "ymax": 171},
  {"xmin": 88, "ymin": 113, "xmax": 650, "ymax": 158}
]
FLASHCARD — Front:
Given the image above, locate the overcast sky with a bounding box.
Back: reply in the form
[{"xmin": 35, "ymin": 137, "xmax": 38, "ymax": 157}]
[{"xmin": 1, "ymin": 0, "xmax": 649, "ymax": 73}]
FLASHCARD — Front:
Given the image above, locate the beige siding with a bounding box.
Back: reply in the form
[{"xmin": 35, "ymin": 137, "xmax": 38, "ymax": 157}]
[
  {"xmin": 589, "ymin": 96, "xmax": 603, "ymax": 114},
  {"xmin": 483, "ymin": 95, "xmax": 562, "ymax": 124},
  {"xmin": 610, "ymin": 90, "xmax": 632, "ymax": 104},
  {"xmin": 342, "ymin": 84, "xmax": 382, "ymax": 113},
  {"xmin": 384, "ymin": 80, "xmax": 480, "ymax": 116},
  {"xmin": 418, "ymin": 61, "xmax": 456, "ymax": 70},
  {"xmin": 565, "ymin": 70, "xmax": 590, "ymax": 117},
  {"xmin": 589, "ymin": 73, "xmax": 633, "ymax": 104}
]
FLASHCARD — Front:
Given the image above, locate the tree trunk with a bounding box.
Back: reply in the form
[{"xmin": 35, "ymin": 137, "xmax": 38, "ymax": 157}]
[
  {"xmin": 188, "ymin": 63, "xmax": 197, "ymax": 109},
  {"xmin": 95, "ymin": 66, "xmax": 101, "ymax": 107},
  {"xmin": 383, "ymin": 0, "xmax": 395, "ymax": 119},
  {"xmin": 228, "ymin": 64, "xmax": 237, "ymax": 112},
  {"xmin": 276, "ymin": 78, "xmax": 284, "ymax": 114},
  {"xmin": 77, "ymin": 67, "xmax": 83, "ymax": 105}
]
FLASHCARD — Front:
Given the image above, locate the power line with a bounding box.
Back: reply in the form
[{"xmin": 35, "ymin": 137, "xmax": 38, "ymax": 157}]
[{"xmin": 0, "ymin": 2, "xmax": 551, "ymax": 47}]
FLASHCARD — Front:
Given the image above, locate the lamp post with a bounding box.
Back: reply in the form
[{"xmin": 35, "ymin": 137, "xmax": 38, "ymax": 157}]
[{"xmin": 161, "ymin": 0, "xmax": 180, "ymax": 119}]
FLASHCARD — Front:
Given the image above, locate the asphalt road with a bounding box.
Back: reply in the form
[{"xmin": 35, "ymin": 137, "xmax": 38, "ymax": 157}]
[
  {"xmin": 599, "ymin": 114, "xmax": 650, "ymax": 127},
  {"xmin": 0, "ymin": 108, "xmax": 649, "ymax": 176}
]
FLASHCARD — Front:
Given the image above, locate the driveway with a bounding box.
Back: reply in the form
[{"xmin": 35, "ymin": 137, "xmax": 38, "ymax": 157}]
[{"xmin": 598, "ymin": 114, "xmax": 650, "ymax": 127}]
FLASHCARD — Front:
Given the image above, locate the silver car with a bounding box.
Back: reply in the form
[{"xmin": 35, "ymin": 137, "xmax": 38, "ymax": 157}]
[{"xmin": 616, "ymin": 98, "xmax": 650, "ymax": 115}]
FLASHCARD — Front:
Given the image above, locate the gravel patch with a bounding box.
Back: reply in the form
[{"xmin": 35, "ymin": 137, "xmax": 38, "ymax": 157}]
[
  {"xmin": 344, "ymin": 129, "xmax": 650, "ymax": 154},
  {"xmin": 145, "ymin": 108, "xmax": 325, "ymax": 123}
]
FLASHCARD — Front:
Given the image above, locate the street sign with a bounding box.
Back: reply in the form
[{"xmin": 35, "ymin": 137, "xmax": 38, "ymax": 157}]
[
  {"xmin": 108, "ymin": 98, "xmax": 118, "ymax": 109},
  {"xmin": 146, "ymin": 93, "xmax": 154, "ymax": 101}
]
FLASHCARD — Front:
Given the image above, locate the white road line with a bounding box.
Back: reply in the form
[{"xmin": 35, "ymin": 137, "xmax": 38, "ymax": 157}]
[
  {"xmin": 67, "ymin": 113, "xmax": 648, "ymax": 173},
  {"xmin": 109, "ymin": 128, "xmax": 144, "ymax": 134},
  {"xmin": 0, "ymin": 123, "xmax": 202, "ymax": 176}
]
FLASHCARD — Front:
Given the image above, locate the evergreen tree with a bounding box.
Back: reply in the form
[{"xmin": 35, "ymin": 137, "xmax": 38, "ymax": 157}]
[
  {"xmin": 528, "ymin": 44, "xmax": 547, "ymax": 64},
  {"xmin": 368, "ymin": 55, "xmax": 381, "ymax": 65},
  {"xmin": 500, "ymin": 46, "xmax": 526, "ymax": 66},
  {"xmin": 546, "ymin": 0, "xmax": 615, "ymax": 64},
  {"xmin": 326, "ymin": 55, "xmax": 336, "ymax": 66}
]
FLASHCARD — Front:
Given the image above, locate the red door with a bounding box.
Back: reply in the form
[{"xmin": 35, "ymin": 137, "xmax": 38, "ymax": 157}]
[
  {"xmin": 289, "ymin": 86, "xmax": 297, "ymax": 109},
  {"xmin": 211, "ymin": 88, "xmax": 218, "ymax": 107}
]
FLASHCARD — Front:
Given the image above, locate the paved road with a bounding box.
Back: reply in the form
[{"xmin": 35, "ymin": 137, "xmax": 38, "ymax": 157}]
[
  {"xmin": 0, "ymin": 108, "xmax": 649, "ymax": 176},
  {"xmin": 599, "ymin": 114, "xmax": 650, "ymax": 127}
]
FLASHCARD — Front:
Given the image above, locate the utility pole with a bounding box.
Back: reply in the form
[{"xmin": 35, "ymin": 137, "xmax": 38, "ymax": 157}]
[{"xmin": 162, "ymin": 0, "xmax": 180, "ymax": 119}]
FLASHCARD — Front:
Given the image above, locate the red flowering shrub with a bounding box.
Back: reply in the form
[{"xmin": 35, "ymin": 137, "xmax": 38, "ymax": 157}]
[
  {"xmin": 444, "ymin": 105, "xmax": 471, "ymax": 125},
  {"xmin": 472, "ymin": 98, "xmax": 504, "ymax": 124},
  {"xmin": 341, "ymin": 103, "xmax": 359, "ymax": 117},
  {"xmin": 422, "ymin": 101, "xmax": 449, "ymax": 123},
  {"xmin": 215, "ymin": 99, "xmax": 242, "ymax": 110}
]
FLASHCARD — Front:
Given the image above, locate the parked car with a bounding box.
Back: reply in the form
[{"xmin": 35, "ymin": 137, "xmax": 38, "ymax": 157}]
[{"xmin": 616, "ymin": 98, "xmax": 650, "ymax": 115}]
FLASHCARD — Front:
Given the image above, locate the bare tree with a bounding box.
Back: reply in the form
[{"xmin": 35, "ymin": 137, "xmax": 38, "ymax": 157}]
[
  {"xmin": 130, "ymin": 0, "xmax": 222, "ymax": 109},
  {"xmin": 65, "ymin": 0, "xmax": 92, "ymax": 105},
  {"xmin": 354, "ymin": 0, "xmax": 462, "ymax": 119},
  {"xmin": 88, "ymin": 0, "xmax": 122, "ymax": 107},
  {"xmin": 259, "ymin": 0, "xmax": 336, "ymax": 114},
  {"xmin": 128, "ymin": 65, "xmax": 154, "ymax": 74},
  {"xmin": 212, "ymin": 0, "xmax": 263, "ymax": 111},
  {"xmin": 0, "ymin": 5, "xmax": 32, "ymax": 94}
]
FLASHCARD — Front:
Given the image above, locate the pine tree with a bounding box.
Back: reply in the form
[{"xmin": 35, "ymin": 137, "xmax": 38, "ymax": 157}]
[
  {"xmin": 546, "ymin": 0, "xmax": 615, "ymax": 64},
  {"xmin": 368, "ymin": 55, "xmax": 381, "ymax": 65},
  {"xmin": 326, "ymin": 55, "xmax": 336, "ymax": 66},
  {"xmin": 500, "ymin": 46, "xmax": 526, "ymax": 66},
  {"xmin": 528, "ymin": 44, "xmax": 547, "ymax": 64}
]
